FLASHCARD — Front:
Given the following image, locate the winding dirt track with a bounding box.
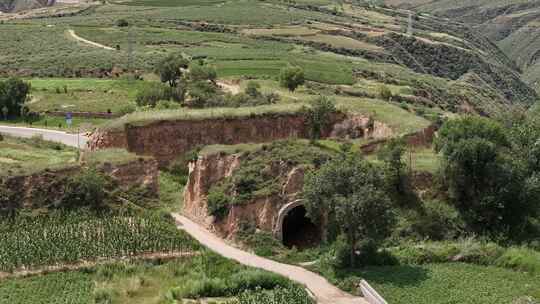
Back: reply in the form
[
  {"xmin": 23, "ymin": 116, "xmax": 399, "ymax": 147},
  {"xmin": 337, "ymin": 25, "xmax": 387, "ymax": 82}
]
[
  {"xmin": 67, "ymin": 29, "xmax": 116, "ymax": 50},
  {"xmin": 172, "ymin": 213, "xmax": 368, "ymax": 304}
]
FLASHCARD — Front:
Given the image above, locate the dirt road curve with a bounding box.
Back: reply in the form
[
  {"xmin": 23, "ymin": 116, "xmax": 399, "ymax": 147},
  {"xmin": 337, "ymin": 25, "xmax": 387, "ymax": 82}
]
[
  {"xmin": 67, "ymin": 29, "xmax": 116, "ymax": 50},
  {"xmin": 172, "ymin": 213, "xmax": 368, "ymax": 304},
  {"xmin": 0, "ymin": 125, "xmax": 88, "ymax": 148}
]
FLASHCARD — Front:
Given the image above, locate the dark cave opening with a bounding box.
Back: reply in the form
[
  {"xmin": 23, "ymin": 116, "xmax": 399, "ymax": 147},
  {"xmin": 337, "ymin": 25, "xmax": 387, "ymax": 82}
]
[{"xmin": 282, "ymin": 205, "xmax": 321, "ymax": 249}]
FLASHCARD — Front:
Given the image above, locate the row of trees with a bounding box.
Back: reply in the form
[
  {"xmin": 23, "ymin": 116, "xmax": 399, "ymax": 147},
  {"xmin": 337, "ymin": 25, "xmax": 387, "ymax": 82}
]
[{"xmin": 0, "ymin": 78, "xmax": 30, "ymax": 119}]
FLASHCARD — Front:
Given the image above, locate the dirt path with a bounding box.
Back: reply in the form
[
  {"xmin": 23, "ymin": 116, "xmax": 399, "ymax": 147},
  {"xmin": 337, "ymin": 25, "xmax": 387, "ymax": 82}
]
[
  {"xmin": 217, "ymin": 81, "xmax": 241, "ymax": 95},
  {"xmin": 67, "ymin": 29, "xmax": 116, "ymax": 51},
  {"xmin": 172, "ymin": 214, "xmax": 368, "ymax": 304}
]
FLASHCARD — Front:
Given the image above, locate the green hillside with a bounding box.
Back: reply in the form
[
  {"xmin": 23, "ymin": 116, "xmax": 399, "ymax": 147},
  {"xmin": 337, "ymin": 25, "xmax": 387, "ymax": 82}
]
[
  {"xmin": 1, "ymin": 0, "xmax": 537, "ymax": 116},
  {"xmin": 385, "ymin": 0, "xmax": 540, "ymax": 92}
]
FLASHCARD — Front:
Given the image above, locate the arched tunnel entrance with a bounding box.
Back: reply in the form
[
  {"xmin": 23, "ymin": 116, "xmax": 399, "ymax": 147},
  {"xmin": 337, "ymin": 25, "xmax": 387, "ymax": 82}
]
[{"xmin": 281, "ymin": 205, "xmax": 321, "ymax": 249}]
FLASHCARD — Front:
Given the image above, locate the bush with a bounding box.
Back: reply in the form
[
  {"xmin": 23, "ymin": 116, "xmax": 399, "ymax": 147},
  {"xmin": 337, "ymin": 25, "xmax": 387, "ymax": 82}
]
[
  {"xmin": 495, "ymin": 247, "xmax": 540, "ymax": 274},
  {"xmin": 379, "ymin": 85, "xmax": 393, "ymax": 101},
  {"xmin": 227, "ymin": 270, "xmax": 290, "ymax": 294},
  {"xmin": 59, "ymin": 168, "xmax": 113, "ymax": 210},
  {"xmin": 207, "ymin": 186, "xmax": 231, "ymax": 218},
  {"xmin": 279, "ymin": 66, "xmax": 305, "ymax": 92},
  {"xmin": 235, "ymin": 286, "xmax": 313, "ymax": 304},
  {"xmin": 135, "ymin": 83, "xmax": 169, "ymax": 107},
  {"xmin": 115, "ymin": 19, "xmax": 129, "ymax": 27},
  {"xmin": 304, "ymin": 95, "xmax": 337, "ymax": 140},
  {"xmin": 172, "ymin": 278, "xmax": 229, "ymax": 299},
  {"xmin": 245, "ymin": 81, "xmax": 261, "ymax": 98}
]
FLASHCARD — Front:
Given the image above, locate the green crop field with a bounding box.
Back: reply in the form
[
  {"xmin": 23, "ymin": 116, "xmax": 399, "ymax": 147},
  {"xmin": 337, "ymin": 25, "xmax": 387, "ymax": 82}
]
[
  {"xmin": 0, "ymin": 212, "xmax": 198, "ymax": 272},
  {"xmin": 358, "ymin": 263, "xmax": 540, "ymax": 304}
]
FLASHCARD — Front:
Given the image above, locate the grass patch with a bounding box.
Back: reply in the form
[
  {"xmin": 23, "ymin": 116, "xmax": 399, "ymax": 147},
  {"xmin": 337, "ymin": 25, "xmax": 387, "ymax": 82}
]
[
  {"xmin": 26, "ymin": 78, "xmax": 148, "ymax": 114},
  {"xmin": 0, "ymin": 135, "xmax": 77, "ymax": 177},
  {"xmin": 102, "ymin": 103, "xmax": 308, "ymax": 131},
  {"xmin": 0, "ymin": 252, "xmax": 310, "ymax": 304},
  {"xmin": 83, "ymin": 148, "xmax": 142, "ymax": 166}
]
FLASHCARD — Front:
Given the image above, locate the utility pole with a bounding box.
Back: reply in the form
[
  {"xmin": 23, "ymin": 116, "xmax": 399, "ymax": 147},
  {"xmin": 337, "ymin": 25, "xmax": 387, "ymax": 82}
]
[
  {"xmin": 127, "ymin": 25, "xmax": 134, "ymax": 74},
  {"xmin": 407, "ymin": 11, "xmax": 414, "ymax": 36}
]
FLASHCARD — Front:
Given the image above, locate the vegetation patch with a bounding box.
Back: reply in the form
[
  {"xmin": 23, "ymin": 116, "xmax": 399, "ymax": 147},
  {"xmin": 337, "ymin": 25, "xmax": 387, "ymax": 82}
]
[
  {"xmin": 0, "ymin": 135, "xmax": 77, "ymax": 177},
  {"xmin": 0, "ymin": 211, "xmax": 199, "ymax": 272},
  {"xmin": 206, "ymin": 140, "xmax": 335, "ymax": 217}
]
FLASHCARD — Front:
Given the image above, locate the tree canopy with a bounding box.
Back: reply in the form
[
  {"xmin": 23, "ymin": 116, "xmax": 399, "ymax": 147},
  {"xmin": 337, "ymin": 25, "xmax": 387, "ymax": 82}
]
[
  {"xmin": 279, "ymin": 66, "xmax": 305, "ymax": 92},
  {"xmin": 0, "ymin": 78, "xmax": 30, "ymax": 118}
]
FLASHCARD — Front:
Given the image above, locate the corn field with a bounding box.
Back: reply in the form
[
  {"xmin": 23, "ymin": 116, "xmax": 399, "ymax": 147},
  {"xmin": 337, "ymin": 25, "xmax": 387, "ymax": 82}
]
[{"xmin": 0, "ymin": 212, "xmax": 199, "ymax": 272}]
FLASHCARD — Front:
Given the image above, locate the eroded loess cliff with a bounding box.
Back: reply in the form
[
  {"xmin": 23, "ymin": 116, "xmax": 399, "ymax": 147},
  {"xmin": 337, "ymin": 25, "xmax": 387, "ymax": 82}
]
[
  {"xmin": 0, "ymin": 157, "xmax": 159, "ymax": 212},
  {"xmin": 183, "ymin": 146, "xmax": 308, "ymax": 240},
  {"xmin": 88, "ymin": 113, "xmax": 392, "ymax": 167}
]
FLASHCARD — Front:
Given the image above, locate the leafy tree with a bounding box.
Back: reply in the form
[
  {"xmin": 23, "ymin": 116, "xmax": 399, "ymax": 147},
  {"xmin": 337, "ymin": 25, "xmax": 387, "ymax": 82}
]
[
  {"xmin": 279, "ymin": 66, "xmax": 305, "ymax": 92},
  {"xmin": 155, "ymin": 53, "xmax": 189, "ymax": 87},
  {"xmin": 305, "ymin": 96, "xmax": 336, "ymax": 140},
  {"xmin": 378, "ymin": 138, "xmax": 406, "ymax": 193},
  {"xmin": 436, "ymin": 116, "xmax": 539, "ymax": 237},
  {"xmin": 304, "ymin": 154, "xmax": 395, "ymax": 266},
  {"xmin": 189, "ymin": 65, "xmax": 217, "ymax": 83},
  {"xmin": 59, "ymin": 168, "xmax": 112, "ymax": 210},
  {"xmin": 0, "ymin": 78, "xmax": 30, "ymax": 118}
]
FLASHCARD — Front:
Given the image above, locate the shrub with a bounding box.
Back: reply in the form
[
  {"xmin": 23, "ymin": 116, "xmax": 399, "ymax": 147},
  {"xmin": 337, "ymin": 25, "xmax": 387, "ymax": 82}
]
[
  {"xmin": 172, "ymin": 278, "xmax": 229, "ymax": 299},
  {"xmin": 59, "ymin": 168, "xmax": 113, "ymax": 210},
  {"xmin": 135, "ymin": 84, "xmax": 169, "ymax": 107},
  {"xmin": 245, "ymin": 81, "xmax": 261, "ymax": 98},
  {"xmin": 495, "ymin": 247, "xmax": 540, "ymax": 274},
  {"xmin": 379, "ymin": 85, "xmax": 393, "ymax": 101},
  {"xmin": 207, "ymin": 186, "xmax": 231, "ymax": 218},
  {"xmin": 227, "ymin": 270, "xmax": 290, "ymax": 294},
  {"xmin": 304, "ymin": 95, "xmax": 337, "ymax": 140},
  {"xmin": 235, "ymin": 286, "xmax": 313, "ymax": 304},
  {"xmin": 115, "ymin": 19, "xmax": 129, "ymax": 27},
  {"xmin": 279, "ymin": 66, "xmax": 305, "ymax": 92}
]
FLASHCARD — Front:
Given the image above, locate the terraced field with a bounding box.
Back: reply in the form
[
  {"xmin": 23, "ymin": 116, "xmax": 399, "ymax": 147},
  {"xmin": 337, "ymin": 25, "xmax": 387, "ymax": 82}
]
[{"xmin": 1, "ymin": 0, "xmax": 537, "ymax": 119}]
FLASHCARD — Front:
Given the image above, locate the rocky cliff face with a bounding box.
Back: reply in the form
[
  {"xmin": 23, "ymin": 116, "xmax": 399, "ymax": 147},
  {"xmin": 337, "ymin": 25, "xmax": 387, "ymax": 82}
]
[
  {"xmin": 88, "ymin": 113, "xmax": 389, "ymax": 167},
  {"xmin": 183, "ymin": 152, "xmax": 306, "ymax": 239}
]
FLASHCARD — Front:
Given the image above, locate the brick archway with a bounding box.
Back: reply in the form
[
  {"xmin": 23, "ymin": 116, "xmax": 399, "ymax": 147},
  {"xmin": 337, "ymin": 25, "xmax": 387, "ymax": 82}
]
[{"xmin": 274, "ymin": 199, "xmax": 305, "ymax": 241}]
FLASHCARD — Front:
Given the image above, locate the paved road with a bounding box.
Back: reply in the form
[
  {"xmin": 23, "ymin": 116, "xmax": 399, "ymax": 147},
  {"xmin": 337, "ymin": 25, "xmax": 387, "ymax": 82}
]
[
  {"xmin": 172, "ymin": 213, "xmax": 368, "ymax": 304},
  {"xmin": 0, "ymin": 125, "xmax": 88, "ymax": 148}
]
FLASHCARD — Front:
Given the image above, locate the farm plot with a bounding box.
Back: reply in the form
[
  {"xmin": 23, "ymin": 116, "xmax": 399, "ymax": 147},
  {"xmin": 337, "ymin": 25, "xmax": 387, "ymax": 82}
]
[{"xmin": 0, "ymin": 212, "xmax": 199, "ymax": 272}]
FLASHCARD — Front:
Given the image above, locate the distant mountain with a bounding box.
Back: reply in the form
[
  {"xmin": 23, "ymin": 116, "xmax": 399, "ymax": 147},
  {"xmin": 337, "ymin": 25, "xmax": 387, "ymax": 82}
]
[
  {"xmin": 0, "ymin": 0, "xmax": 54, "ymax": 13},
  {"xmin": 385, "ymin": 0, "xmax": 540, "ymax": 91}
]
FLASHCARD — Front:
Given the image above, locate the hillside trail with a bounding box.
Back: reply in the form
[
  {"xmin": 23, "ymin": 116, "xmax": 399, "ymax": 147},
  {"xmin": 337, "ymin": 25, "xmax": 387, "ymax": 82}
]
[
  {"xmin": 172, "ymin": 213, "xmax": 368, "ymax": 304},
  {"xmin": 67, "ymin": 29, "xmax": 116, "ymax": 51}
]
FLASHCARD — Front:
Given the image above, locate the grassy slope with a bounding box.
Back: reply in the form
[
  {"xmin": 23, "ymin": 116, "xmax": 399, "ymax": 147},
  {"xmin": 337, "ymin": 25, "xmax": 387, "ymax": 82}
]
[{"xmin": 0, "ymin": 135, "xmax": 77, "ymax": 177}]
